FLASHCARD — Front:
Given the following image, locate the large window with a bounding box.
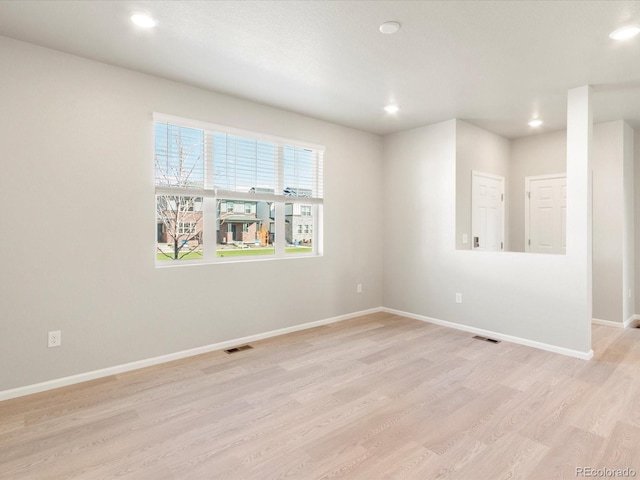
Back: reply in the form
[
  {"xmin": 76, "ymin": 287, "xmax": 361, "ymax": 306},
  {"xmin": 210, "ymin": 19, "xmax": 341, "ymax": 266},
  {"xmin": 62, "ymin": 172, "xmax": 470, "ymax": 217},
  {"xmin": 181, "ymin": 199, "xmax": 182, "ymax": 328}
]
[{"xmin": 155, "ymin": 114, "xmax": 324, "ymax": 264}]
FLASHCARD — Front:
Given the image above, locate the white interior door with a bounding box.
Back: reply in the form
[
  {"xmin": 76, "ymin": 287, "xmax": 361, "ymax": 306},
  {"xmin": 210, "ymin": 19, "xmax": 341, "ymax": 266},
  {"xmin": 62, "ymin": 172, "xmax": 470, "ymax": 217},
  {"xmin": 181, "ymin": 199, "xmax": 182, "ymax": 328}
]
[
  {"xmin": 471, "ymin": 171, "xmax": 504, "ymax": 252},
  {"xmin": 526, "ymin": 174, "xmax": 566, "ymax": 254}
]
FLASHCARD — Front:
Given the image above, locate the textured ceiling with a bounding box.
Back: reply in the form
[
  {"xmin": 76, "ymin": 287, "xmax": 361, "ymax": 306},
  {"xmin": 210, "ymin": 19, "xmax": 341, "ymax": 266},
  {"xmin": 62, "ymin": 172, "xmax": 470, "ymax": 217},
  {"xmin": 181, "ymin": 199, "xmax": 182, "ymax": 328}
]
[{"xmin": 0, "ymin": 0, "xmax": 639, "ymax": 137}]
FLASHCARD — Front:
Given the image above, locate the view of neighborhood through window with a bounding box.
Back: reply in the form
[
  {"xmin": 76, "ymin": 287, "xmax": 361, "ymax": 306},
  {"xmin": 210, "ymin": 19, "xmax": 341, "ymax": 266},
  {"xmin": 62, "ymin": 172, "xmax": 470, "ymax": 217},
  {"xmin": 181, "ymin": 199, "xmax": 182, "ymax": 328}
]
[
  {"xmin": 154, "ymin": 116, "xmax": 323, "ymax": 263},
  {"xmin": 156, "ymin": 195, "xmax": 204, "ymax": 261},
  {"xmin": 285, "ymin": 203, "xmax": 314, "ymax": 254},
  {"xmin": 217, "ymin": 199, "xmax": 275, "ymax": 257}
]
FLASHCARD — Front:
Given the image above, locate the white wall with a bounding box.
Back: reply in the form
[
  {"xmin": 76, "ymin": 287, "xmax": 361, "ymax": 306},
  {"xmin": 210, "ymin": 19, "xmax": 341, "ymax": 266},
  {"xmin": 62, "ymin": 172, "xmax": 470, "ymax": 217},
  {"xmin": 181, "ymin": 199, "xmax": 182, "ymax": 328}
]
[
  {"xmin": 508, "ymin": 130, "xmax": 567, "ymax": 252},
  {"xmin": 0, "ymin": 36, "xmax": 622, "ymax": 395},
  {"xmin": 0, "ymin": 37, "xmax": 384, "ymax": 392},
  {"xmin": 622, "ymin": 123, "xmax": 634, "ymax": 324},
  {"xmin": 455, "ymin": 123, "xmax": 510, "ymax": 250},
  {"xmin": 507, "ymin": 122, "xmax": 634, "ymax": 325},
  {"xmin": 592, "ymin": 121, "xmax": 624, "ymax": 324},
  {"xmin": 383, "ymin": 112, "xmax": 592, "ymax": 356}
]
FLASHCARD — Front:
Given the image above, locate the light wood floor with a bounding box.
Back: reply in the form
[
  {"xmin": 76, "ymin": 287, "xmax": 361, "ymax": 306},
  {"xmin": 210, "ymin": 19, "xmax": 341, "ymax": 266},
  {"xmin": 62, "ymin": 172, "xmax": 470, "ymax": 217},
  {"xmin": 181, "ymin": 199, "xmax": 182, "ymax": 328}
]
[{"xmin": 2, "ymin": 312, "xmax": 640, "ymax": 479}]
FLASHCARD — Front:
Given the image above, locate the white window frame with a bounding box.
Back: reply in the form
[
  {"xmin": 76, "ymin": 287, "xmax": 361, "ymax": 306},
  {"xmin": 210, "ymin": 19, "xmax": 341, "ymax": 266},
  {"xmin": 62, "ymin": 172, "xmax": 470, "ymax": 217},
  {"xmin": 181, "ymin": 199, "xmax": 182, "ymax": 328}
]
[{"xmin": 154, "ymin": 113, "xmax": 324, "ymax": 266}]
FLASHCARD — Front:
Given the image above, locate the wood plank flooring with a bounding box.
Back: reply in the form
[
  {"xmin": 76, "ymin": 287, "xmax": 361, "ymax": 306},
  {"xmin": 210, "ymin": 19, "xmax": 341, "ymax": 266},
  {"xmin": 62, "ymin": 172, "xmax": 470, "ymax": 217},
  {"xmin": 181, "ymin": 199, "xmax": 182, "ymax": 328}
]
[{"xmin": 2, "ymin": 312, "xmax": 640, "ymax": 479}]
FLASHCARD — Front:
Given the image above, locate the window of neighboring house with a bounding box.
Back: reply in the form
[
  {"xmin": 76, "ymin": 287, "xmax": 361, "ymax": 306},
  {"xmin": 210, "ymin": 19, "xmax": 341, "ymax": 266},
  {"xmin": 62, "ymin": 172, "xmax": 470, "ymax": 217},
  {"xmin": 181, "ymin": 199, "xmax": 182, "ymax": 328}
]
[
  {"xmin": 155, "ymin": 115, "xmax": 323, "ymax": 264},
  {"xmin": 178, "ymin": 222, "xmax": 196, "ymax": 234}
]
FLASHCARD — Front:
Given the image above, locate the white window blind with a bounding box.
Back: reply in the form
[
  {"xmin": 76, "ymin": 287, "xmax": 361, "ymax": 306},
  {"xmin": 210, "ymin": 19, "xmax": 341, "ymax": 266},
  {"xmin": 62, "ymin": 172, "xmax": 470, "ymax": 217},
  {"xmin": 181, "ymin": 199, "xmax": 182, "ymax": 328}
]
[
  {"xmin": 154, "ymin": 118, "xmax": 324, "ymax": 202},
  {"xmin": 283, "ymin": 145, "xmax": 324, "ymax": 199},
  {"xmin": 213, "ymin": 133, "xmax": 277, "ymax": 193},
  {"xmin": 155, "ymin": 122, "xmax": 206, "ymax": 190}
]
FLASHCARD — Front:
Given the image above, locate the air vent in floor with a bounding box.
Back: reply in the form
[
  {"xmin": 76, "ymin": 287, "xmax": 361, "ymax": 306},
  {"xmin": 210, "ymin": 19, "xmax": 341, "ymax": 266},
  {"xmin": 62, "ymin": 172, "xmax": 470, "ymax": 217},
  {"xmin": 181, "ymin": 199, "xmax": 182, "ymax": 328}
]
[
  {"xmin": 473, "ymin": 335, "xmax": 501, "ymax": 344},
  {"xmin": 225, "ymin": 345, "xmax": 253, "ymax": 354}
]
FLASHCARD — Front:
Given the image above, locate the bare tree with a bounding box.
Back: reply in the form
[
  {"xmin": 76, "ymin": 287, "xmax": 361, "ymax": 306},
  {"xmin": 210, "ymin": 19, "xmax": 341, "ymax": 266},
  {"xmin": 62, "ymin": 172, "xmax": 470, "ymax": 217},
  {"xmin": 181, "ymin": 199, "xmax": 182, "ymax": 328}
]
[
  {"xmin": 155, "ymin": 127, "xmax": 204, "ymax": 260},
  {"xmin": 156, "ymin": 196, "xmax": 203, "ymax": 260}
]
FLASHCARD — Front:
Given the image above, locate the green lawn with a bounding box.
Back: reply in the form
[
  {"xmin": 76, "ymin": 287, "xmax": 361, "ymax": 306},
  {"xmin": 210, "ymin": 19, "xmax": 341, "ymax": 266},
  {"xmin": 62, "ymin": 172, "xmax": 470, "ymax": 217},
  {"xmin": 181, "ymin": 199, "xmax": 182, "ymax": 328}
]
[
  {"xmin": 157, "ymin": 251, "xmax": 204, "ymax": 261},
  {"xmin": 217, "ymin": 248, "xmax": 275, "ymax": 257},
  {"xmin": 157, "ymin": 246, "xmax": 312, "ymax": 261},
  {"xmin": 285, "ymin": 247, "xmax": 313, "ymax": 254}
]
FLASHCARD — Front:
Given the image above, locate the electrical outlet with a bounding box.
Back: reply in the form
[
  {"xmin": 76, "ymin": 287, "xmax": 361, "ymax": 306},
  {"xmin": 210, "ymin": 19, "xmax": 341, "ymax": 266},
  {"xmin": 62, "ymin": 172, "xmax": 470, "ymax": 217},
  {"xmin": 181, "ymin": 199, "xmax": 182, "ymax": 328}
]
[
  {"xmin": 48, "ymin": 330, "xmax": 61, "ymax": 348},
  {"xmin": 357, "ymin": 283, "xmax": 362, "ymax": 294},
  {"xmin": 455, "ymin": 293, "xmax": 462, "ymax": 304}
]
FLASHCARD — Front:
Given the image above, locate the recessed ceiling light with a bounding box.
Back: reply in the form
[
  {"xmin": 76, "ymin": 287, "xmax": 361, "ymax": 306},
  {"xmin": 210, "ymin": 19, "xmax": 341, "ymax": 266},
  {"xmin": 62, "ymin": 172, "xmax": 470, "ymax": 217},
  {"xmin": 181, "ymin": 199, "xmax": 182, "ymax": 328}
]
[
  {"xmin": 379, "ymin": 21, "xmax": 401, "ymax": 34},
  {"xmin": 131, "ymin": 13, "xmax": 157, "ymax": 28},
  {"xmin": 528, "ymin": 119, "xmax": 543, "ymax": 128},
  {"xmin": 609, "ymin": 25, "xmax": 640, "ymax": 40},
  {"xmin": 384, "ymin": 104, "xmax": 399, "ymax": 114}
]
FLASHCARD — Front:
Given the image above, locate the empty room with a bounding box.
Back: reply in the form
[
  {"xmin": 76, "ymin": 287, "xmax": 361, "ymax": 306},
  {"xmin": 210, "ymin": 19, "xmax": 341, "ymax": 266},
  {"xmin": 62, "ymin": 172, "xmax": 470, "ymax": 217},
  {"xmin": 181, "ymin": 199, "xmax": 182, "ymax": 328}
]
[{"xmin": 2, "ymin": 1, "xmax": 640, "ymax": 479}]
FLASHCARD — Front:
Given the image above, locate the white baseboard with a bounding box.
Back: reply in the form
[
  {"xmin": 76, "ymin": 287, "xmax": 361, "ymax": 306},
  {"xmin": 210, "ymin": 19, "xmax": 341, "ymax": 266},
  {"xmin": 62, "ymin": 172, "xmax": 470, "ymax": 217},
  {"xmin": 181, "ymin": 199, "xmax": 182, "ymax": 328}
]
[
  {"xmin": 0, "ymin": 307, "xmax": 383, "ymax": 402},
  {"xmin": 592, "ymin": 318, "xmax": 625, "ymax": 328},
  {"xmin": 592, "ymin": 316, "xmax": 638, "ymax": 329},
  {"xmin": 383, "ymin": 307, "xmax": 593, "ymax": 360}
]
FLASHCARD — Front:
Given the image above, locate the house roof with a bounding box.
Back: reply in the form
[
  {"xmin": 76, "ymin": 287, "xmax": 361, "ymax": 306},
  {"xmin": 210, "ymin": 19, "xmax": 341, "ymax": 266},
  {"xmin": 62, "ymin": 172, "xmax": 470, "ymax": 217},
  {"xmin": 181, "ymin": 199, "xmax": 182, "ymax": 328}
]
[
  {"xmin": 221, "ymin": 216, "xmax": 259, "ymax": 224},
  {"xmin": 0, "ymin": 1, "xmax": 639, "ymax": 138}
]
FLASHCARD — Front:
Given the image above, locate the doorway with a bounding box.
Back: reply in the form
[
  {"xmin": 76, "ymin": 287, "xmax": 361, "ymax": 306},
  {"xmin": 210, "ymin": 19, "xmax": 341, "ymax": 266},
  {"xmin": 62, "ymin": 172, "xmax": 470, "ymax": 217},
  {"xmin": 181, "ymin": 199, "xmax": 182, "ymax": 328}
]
[
  {"xmin": 471, "ymin": 171, "xmax": 505, "ymax": 251},
  {"xmin": 525, "ymin": 173, "xmax": 566, "ymax": 254}
]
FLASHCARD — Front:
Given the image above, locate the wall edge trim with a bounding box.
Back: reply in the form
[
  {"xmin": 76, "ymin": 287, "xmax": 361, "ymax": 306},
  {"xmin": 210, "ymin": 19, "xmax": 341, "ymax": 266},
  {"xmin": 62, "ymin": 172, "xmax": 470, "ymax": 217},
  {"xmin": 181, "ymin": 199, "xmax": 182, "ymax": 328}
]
[
  {"xmin": 592, "ymin": 317, "xmax": 625, "ymax": 328},
  {"xmin": 383, "ymin": 307, "xmax": 593, "ymax": 360},
  {"xmin": 627, "ymin": 314, "xmax": 640, "ymax": 328},
  {"xmin": 0, "ymin": 307, "xmax": 383, "ymax": 401}
]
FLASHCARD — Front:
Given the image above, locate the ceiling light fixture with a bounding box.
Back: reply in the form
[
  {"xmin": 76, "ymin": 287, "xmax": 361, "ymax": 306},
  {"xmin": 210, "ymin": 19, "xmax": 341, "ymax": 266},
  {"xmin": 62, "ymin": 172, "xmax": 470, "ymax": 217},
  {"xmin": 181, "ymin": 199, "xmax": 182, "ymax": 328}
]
[
  {"xmin": 528, "ymin": 119, "xmax": 543, "ymax": 127},
  {"xmin": 131, "ymin": 13, "xmax": 157, "ymax": 28},
  {"xmin": 384, "ymin": 104, "xmax": 399, "ymax": 114},
  {"xmin": 609, "ymin": 25, "xmax": 640, "ymax": 40},
  {"xmin": 379, "ymin": 21, "xmax": 401, "ymax": 34}
]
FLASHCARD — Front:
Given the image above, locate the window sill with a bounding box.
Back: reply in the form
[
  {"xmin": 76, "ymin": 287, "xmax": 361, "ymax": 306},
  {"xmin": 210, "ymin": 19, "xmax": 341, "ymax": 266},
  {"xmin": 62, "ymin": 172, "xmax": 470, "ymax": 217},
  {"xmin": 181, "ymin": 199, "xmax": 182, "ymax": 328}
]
[{"xmin": 154, "ymin": 252, "xmax": 323, "ymax": 268}]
